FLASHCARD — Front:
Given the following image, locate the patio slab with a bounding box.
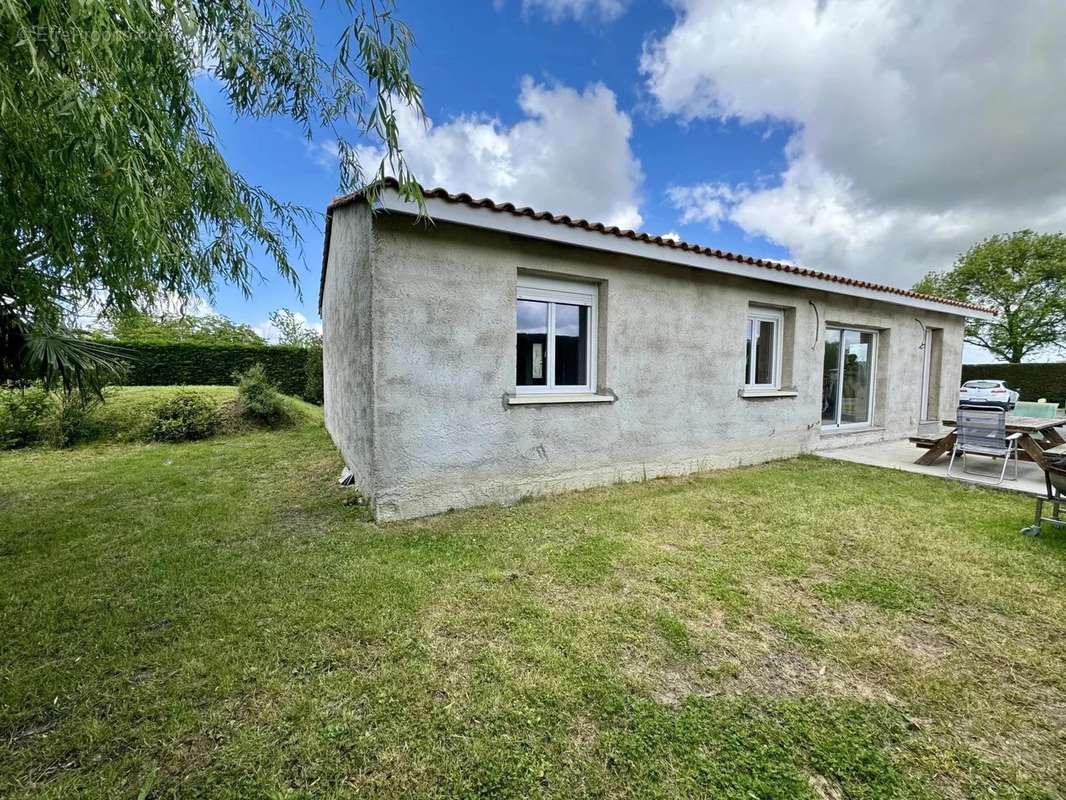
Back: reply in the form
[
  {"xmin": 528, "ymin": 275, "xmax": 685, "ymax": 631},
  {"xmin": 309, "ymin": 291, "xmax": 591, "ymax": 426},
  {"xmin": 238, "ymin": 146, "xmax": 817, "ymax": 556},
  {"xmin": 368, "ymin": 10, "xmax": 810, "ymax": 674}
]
[{"xmin": 819, "ymin": 436, "xmax": 1048, "ymax": 495}]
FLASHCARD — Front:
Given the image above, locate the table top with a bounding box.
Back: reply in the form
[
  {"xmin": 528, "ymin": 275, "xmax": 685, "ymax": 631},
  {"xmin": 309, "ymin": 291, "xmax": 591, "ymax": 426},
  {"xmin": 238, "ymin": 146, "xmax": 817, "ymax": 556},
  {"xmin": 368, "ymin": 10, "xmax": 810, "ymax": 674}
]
[{"xmin": 945, "ymin": 415, "xmax": 1066, "ymax": 432}]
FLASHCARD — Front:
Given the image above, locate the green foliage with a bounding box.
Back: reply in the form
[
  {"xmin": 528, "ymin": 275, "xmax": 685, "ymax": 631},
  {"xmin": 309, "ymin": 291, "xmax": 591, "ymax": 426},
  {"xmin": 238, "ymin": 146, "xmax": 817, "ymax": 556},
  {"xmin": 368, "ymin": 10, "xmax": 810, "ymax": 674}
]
[
  {"xmin": 105, "ymin": 310, "xmax": 265, "ymax": 346},
  {"xmin": 42, "ymin": 391, "xmax": 103, "ymax": 448},
  {"xmin": 0, "ymin": 385, "xmax": 51, "ymax": 449},
  {"xmin": 147, "ymin": 391, "xmax": 220, "ymax": 442},
  {"xmin": 1, "ymin": 0, "xmax": 424, "ymax": 386},
  {"xmin": 961, "ymin": 362, "xmax": 1066, "ymax": 405},
  {"xmin": 269, "ymin": 308, "xmax": 322, "ymax": 348},
  {"xmin": 303, "ymin": 346, "xmax": 324, "ymax": 405},
  {"xmin": 915, "ymin": 230, "xmax": 1066, "ymax": 363},
  {"xmin": 2, "ymin": 384, "xmax": 316, "ymax": 449},
  {"xmin": 264, "ymin": 308, "xmax": 323, "ymax": 404},
  {"xmin": 235, "ymin": 363, "xmax": 290, "ymax": 425},
  {"xmin": 18, "ymin": 321, "xmax": 128, "ymax": 397},
  {"xmin": 114, "ymin": 342, "xmax": 310, "ymax": 396}
]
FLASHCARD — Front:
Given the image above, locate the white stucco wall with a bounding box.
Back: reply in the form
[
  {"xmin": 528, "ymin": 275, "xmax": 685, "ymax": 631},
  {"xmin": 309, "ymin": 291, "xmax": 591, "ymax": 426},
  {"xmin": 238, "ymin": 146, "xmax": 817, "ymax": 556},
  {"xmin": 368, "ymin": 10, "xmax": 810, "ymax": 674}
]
[
  {"xmin": 322, "ymin": 203, "xmax": 376, "ymax": 493},
  {"xmin": 324, "ymin": 210, "xmax": 965, "ymax": 520}
]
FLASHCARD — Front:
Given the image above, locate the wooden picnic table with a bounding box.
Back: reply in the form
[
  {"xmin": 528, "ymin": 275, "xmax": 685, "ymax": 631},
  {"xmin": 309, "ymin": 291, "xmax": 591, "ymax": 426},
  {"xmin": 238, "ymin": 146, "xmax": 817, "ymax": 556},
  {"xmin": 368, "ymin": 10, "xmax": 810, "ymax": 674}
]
[{"xmin": 914, "ymin": 415, "xmax": 1066, "ymax": 467}]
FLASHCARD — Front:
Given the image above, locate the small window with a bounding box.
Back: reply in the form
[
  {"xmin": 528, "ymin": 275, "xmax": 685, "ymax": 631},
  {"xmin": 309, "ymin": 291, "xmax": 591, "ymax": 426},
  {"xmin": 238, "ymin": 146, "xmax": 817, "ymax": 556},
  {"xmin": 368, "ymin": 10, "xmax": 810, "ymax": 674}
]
[
  {"xmin": 516, "ymin": 276, "xmax": 597, "ymax": 395},
  {"xmin": 744, "ymin": 308, "xmax": 783, "ymax": 389}
]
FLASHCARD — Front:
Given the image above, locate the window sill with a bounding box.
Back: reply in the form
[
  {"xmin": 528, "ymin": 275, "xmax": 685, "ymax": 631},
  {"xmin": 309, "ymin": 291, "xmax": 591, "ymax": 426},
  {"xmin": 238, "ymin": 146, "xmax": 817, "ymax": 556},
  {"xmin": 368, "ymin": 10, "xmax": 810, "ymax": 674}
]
[
  {"xmin": 739, "ymin": 388, "xmax": 798, "ymax": 400},
  {"xmin": 507, "ymin": 392, "xmax": 616, "ymax": 406}
]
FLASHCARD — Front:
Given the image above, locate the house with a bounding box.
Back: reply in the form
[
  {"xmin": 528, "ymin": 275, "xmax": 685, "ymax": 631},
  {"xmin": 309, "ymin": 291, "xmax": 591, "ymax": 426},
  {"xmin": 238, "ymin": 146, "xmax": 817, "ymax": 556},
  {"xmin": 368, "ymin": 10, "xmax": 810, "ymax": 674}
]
[{"xmin": 319, "ymin": 180, "xmax": 994, "ymax": 521}]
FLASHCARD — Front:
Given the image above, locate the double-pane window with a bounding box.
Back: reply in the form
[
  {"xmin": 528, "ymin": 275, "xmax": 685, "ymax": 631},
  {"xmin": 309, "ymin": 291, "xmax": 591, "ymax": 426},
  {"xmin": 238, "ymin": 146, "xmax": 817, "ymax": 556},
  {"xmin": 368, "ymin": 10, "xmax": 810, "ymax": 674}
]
[
  {"xmin": 516, "ymin": 277, "xmax": 597, "ymax": 394},
  {"xmin": 745, "ymin": 309, "xmax": 783, "ymax": 389}
]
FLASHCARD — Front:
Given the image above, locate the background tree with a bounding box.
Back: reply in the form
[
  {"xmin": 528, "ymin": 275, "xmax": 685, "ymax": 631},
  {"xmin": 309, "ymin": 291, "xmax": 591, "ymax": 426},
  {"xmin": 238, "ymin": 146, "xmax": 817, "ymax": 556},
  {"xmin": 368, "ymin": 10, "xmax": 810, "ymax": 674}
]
[
  {"xmin": 102, "ymin": 310, "xmax": 266, "ymax": 346},
  {"xmin": 268, "ymin": 308, "xmax": 322, "ymax": 348},
  {"xmin": 1, "ymin": 0, "xmax": 423, "ymax": 391},
  {"xmin": 268, "ymin": 307, "xmax": 323, "ymax": 403},
  {"xmin": 914, "ymin": 230, "xmax": 1066, "ymax": 363}
]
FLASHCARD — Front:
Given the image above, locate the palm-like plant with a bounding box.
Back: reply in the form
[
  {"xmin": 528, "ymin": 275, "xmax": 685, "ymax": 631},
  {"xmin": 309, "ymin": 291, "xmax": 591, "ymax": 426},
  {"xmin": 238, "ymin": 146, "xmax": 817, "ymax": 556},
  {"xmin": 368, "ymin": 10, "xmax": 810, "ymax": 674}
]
[{"xmin": 1, "ymin": 306, "xmax": 127, "ymax": 397}]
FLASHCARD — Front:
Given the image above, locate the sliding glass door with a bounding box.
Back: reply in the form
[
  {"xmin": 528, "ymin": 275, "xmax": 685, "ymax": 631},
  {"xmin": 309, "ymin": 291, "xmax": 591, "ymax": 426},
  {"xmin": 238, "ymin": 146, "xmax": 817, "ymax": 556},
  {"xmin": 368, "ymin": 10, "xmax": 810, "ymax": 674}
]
[{"xmin": 822, "ymin": 327, "xmax": 876, "ymax": 429}]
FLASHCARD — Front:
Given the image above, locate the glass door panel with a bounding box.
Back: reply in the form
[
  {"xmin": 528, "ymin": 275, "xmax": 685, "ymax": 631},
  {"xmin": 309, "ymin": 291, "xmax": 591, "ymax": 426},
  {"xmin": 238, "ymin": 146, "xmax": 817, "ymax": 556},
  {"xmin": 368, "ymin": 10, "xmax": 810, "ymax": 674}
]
[
  {"xmin": 822, "ymin": 328, "xmax": 875, "ymax": 428},
  {"xmin": 822, "ymin": 329, "xmax": 841, "ymax": 425},
  {"xmin": 840, "ymin": 330, "xmax": 873, "ymax": 425}
]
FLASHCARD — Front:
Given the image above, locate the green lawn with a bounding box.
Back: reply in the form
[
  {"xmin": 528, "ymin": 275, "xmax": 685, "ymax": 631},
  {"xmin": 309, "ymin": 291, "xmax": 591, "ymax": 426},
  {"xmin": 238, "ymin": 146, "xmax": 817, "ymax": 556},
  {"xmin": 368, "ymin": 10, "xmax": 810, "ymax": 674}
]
[
  {"xmin": 2, "ymin": 402, "xmax": 1065, "ymax": 799},
  {"xmin": 77, "ymin": 385, "xmax": 315, "ymax": 444},
  {"xmin": 87, "ymin": 384, "xmax": 242, "ymax": 439}
]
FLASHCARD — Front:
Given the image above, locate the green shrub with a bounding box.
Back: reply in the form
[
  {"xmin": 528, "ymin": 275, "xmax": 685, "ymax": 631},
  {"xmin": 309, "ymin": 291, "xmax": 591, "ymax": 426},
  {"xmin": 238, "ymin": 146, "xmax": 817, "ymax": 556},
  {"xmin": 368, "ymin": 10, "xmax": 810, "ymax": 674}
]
[
  {"xmin": 43, "ymin": 392, "xmax": 103, "ymax": 448},
  {"xmin": 147, "ymin": 392, "xmax": 220, "ymax": 442},
  {"xmin": 0, "ymin": 386, "xmax": 52, "ymax": 449},
  {"xmin": 303, "ymin": 346, "xmax": 323, "ymax": 405},
  {"xmin": 235, "ymin": 364, "xmax": 290, "ymax": 425},
  {"xmin": 112, "ymin": 342, "xmax": 310, "ymax": 395}
]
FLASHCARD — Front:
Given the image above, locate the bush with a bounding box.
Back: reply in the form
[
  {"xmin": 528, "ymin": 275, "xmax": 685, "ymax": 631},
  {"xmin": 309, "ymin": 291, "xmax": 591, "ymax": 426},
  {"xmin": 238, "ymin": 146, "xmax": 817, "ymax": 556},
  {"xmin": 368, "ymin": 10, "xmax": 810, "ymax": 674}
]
[
  {"xmin": 0, "ymin": 386, "xmax": 52, "ymax": 449},
  {"xmin": 147, "ymin": 392, "xmax": 220, "ymax": 442},
  {"xmin": 303, "ymin": 347, "xmax": 323, "ymax": 405},
  {"xmin": 961, "ymin": 362, "xmax": 1066, "ymax": 405},
  {"xmin": 235, "ymin": 364, "xmax": 290, "ymax": 425},
  {"xmin": 112, "ymin": 342, "xmax": 310, "ymax": 396},
  {"xmin": 42, "ymin": 392, "xmax": 103, "ymax": 448}
]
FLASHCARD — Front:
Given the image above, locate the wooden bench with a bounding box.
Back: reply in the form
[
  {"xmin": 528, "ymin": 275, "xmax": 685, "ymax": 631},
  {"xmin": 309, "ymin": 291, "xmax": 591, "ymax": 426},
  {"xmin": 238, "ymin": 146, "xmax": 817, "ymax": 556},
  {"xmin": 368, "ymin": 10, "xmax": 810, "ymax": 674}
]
[{"xmin": 909, "ymin": 436, "xmax": 941, "ymax": 449}]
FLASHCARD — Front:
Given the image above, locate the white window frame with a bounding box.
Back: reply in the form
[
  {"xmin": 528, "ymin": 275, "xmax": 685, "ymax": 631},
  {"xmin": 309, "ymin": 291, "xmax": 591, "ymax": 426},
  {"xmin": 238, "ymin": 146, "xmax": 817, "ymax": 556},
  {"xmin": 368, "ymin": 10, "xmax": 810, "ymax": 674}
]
[
  {"xmin": 744, "ymin": 308, "xmax": 784, "ymax": 390},
  {"xmin": 516, "ymin": 275, "xmax": 598, "ymax": 396},
  {"xmin": 822, "ymin": 325, "xmax": 879, "ymax": 431}
]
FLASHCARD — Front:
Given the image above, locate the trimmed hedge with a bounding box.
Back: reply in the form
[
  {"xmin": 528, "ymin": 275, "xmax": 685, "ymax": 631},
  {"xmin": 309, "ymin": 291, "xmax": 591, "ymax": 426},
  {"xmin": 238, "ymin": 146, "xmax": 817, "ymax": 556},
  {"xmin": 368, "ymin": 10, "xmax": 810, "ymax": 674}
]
[
  {"xmin": 961, "ymin": 362, "xmax": 1066, "ymax": 405},
  {"xmin": 114, "ymin": 342, "xmax": 311, "ymax": 397}
]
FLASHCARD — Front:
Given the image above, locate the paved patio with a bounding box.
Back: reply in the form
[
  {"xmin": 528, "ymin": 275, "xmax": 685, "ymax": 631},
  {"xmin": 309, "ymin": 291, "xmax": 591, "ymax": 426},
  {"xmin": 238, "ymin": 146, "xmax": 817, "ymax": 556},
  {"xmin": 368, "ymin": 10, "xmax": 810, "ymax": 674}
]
[{"xmin": 820, "ymin": 436, "xmax": 1048, "ymax": 495}]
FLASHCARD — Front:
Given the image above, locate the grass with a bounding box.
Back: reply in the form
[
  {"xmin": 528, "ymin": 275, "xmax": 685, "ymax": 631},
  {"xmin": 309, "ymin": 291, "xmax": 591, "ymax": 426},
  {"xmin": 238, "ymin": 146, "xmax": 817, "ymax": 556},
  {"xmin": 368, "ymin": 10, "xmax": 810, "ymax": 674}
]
[
  {"xmin": 88, "ymin": 385, "xmax": 243, "ymax": 441},
  {"xmin": 85, "ymin": 385, "xmax": 316, "ymax": 444},
  {"xmin": 2, "ymin": 396, "xmax": 1065, "ymax": 798},
  {"xmin": 0, "ymin": 384, "xmax": 316, "ymax": 448}
]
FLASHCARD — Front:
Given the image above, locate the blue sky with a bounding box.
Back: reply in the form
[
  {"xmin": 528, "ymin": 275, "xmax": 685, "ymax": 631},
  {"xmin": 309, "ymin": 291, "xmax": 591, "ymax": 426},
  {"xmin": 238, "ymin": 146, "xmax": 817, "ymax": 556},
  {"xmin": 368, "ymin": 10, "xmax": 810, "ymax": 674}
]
[{"xmin": 198, "ymin": 1, "xmax": 1066, "ymax": 352}]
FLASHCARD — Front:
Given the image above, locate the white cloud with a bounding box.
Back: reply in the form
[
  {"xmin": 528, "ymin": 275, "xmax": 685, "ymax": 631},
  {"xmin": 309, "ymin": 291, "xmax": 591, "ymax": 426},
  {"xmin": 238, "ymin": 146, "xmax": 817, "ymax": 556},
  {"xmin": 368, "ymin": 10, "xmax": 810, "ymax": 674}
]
[
  {"xmin": 644, "ymin": 0, "xmax": 1066, "ymax": 285},
  {"xmin": 666, "ymin": 183, "xmax": 742, "ymax": 230},
  {"xmin": 354, "ymin": 77, "xmax": 644, "ymax": 230},
  {"xmin": 520, "ymin": 0, "xmax": 629, "ymax": 22},
  {"xmin": 307, "ymin": 139, "xmax": 340, "ymax": 170}
]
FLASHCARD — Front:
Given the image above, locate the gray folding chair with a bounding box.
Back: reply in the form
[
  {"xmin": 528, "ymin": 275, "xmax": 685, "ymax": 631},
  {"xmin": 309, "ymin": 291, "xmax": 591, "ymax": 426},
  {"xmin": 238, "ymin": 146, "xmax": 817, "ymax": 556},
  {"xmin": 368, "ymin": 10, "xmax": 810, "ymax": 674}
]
[
  {"xmin": 1021, "ymin": 460, "xmax": 1066, "ymax": 536},
  {"xmin": 947, "ymin": 407, "xmax": 1021, "ymax": 485}
]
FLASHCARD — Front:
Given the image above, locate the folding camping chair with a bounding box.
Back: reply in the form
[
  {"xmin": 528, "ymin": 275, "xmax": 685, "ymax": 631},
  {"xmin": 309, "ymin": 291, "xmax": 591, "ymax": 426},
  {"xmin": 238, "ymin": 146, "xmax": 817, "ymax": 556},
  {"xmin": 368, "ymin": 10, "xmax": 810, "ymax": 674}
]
[{"xmin": 947, "ymin": 407, "xmax": 1021, "ymax": 485}]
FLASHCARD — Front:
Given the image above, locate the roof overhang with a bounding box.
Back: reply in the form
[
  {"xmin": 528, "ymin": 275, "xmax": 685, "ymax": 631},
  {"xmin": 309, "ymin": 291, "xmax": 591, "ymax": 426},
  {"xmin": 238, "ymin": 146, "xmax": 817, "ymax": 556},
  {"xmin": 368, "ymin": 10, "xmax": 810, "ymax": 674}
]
[{"xmin": 322, "ymin": 184, "xmax": 996, "ymax": 321}]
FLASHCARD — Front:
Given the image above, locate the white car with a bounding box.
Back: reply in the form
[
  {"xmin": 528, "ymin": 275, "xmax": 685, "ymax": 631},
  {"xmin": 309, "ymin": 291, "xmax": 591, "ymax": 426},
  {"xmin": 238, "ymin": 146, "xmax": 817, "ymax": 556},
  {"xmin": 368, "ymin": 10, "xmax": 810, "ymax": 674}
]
[{"xmin": 959, "ymin": 379, "xmax": 1019, "ymax": 411}]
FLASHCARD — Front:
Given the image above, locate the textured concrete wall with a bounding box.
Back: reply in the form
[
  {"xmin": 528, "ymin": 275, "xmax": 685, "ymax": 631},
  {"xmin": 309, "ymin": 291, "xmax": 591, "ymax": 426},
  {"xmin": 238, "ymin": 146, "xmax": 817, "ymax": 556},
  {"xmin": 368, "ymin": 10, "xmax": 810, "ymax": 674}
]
[
  {"xmin": 325, "ymin": 210, "xmax": 966, "ymax": 520},
  {"xmin": 322, "ymin": 203, "xmax": 375, "ymax": 493}
]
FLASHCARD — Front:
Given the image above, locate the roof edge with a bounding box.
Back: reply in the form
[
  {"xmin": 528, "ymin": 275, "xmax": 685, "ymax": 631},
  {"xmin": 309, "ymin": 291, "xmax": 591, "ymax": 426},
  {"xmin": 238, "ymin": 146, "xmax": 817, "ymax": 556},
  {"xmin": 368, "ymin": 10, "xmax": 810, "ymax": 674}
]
[{"xmin": 320, "ymin": 179, "xmax": 996, "ymax": 319}]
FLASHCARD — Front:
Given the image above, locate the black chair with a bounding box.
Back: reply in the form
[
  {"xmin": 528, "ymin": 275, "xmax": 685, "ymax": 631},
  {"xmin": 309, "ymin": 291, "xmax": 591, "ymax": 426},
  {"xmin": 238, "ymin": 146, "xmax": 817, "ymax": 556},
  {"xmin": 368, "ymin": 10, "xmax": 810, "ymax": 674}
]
[{"xmin": 1022, "ymin": 458, "xmax": 1066, "ymax": 536}]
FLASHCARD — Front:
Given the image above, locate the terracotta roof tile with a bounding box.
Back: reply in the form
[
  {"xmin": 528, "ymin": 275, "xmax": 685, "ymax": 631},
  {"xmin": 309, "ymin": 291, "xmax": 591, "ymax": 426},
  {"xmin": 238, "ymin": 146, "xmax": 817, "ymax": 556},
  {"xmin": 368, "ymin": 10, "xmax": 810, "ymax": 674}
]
[{"xmin": 320, "ymin": 179, "xmax": 995, "ymax": 316}]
